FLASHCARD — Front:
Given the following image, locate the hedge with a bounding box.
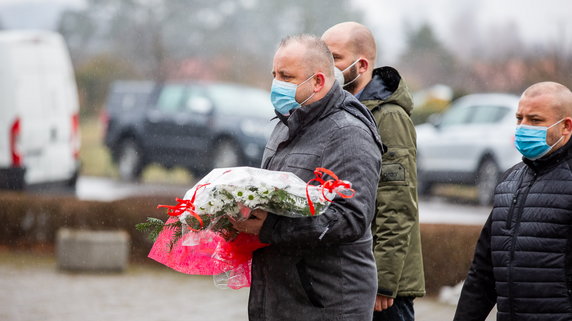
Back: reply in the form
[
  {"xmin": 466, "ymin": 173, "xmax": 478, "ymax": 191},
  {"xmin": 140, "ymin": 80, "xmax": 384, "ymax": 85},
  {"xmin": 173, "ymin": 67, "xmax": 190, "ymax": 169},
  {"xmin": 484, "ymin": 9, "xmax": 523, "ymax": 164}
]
[
  {"xmin": 0, "ymin": 192, "xmax": 483, "ymax": 295},
  {"xmin": 0, "ymin": 192, "xmax": 173, "ymax": 259},
  {"xmin": 420, "ymin": 224, "xmax": 481, "ymax": 294}
]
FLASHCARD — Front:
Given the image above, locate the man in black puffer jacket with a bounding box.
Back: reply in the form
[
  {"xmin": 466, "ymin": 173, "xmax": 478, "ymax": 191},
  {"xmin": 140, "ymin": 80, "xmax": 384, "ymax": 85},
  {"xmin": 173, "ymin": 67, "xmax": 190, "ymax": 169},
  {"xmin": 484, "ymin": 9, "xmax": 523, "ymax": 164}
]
[{"xmin": 454, "ymin": 81, "xmax": 572, "ymax": 321}]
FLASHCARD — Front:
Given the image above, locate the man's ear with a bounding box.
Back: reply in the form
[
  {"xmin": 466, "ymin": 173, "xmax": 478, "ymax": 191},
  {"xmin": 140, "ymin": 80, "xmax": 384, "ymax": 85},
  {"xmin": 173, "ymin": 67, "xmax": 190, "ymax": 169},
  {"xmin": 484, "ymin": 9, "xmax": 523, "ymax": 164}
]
[
  {"xmin": 313, "ymin": 73, "xmax": 326, "ymax": 92},
  {"xmin": 357, "ymin": 58, "xmax": 369, "ymax": 73},
  {"xmin": 563, "ymin": 117, "xmax": 572, "ymax": 135}
]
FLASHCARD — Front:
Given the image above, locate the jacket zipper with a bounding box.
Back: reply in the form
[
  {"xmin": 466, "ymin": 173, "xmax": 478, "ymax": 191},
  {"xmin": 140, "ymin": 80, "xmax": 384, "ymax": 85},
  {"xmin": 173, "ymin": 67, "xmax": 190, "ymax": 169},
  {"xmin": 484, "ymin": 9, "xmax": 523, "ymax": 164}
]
[
  {"xmin": 505, "ymin": 191, "xmax": 520, "ymax": 230},
  {"xmin": 507, "ymin": 171, "xmax": 537, "ymax": 320},
  {"xmin": 506, "ymin": 167, "xmax": 528, "ymax": 230}
]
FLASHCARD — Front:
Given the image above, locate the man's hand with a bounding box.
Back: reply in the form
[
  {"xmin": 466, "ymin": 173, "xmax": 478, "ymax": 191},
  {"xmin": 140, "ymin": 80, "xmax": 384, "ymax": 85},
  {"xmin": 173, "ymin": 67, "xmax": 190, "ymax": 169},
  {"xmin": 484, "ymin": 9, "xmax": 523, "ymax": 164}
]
[
  {"xmin": 374, "ymin": 295, "xmax": 394, "ymax": 311},
  {"xmin": 230, "ymin": 209, "xmax": 268, "ymax": 235}
]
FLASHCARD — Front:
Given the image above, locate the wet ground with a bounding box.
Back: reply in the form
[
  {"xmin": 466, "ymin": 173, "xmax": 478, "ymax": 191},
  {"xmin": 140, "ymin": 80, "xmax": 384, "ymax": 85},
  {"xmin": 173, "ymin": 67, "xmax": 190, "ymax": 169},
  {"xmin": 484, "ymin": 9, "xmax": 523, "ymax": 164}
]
[{"xmin": 0, "ymin": 250, "xmax": 497, "ymax": 321}]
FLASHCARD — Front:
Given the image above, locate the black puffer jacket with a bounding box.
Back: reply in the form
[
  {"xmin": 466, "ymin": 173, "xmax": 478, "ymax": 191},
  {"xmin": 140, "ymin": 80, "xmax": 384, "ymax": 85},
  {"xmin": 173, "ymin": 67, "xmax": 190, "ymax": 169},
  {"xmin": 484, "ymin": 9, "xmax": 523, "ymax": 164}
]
[{"xmin": 455, "ymin": 138, "xmax": 572, "ymax": 321}]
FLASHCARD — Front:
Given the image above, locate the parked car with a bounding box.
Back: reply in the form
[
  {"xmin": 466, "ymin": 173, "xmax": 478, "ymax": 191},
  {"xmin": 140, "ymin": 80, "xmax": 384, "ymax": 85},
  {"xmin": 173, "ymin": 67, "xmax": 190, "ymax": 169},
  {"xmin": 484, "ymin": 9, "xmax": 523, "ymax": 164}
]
[
  {"xmin": 102, "ymin": 80, "xmax": 277, "ymax": 181},
  {"xmin": 415, "ymin": 93, "xmax": 522, "ymax": 205},
  {"xmin": 0, "ymin": 30, "xmax": 80, "ymax": 190}
]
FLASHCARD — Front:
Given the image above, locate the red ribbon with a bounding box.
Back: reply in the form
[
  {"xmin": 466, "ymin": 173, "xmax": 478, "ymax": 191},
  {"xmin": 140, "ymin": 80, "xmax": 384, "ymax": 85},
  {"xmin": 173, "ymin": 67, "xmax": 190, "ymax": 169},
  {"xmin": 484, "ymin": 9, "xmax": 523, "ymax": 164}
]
[
  {"xmin": 157, "ymin": 183, "xmax": 210, "ymax": 231},
  {"xmin": 305, "ymin": 168, "xmax": 355, "ymax": 215}
]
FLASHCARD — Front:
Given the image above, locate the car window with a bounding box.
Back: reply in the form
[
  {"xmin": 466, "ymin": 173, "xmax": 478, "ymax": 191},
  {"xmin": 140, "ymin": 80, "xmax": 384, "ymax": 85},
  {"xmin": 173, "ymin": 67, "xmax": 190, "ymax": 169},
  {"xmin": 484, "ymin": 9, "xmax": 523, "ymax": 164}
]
[
  {"xmin": 205, "ymin": 84, "xmax": 274, "ymax": 117},
  {"xmin": 155, "ymin": 84, "xmax": 186, "ymax": 113},
  {"xmin": 469, "ymin": 105, "xmax": 511, "ymax": 124},
  {"xmin": 440, "ymin": 105, "xmax": 473, "ymax": 127},
  {"xmin": 185, "ymin": 88, "xmax": 213, "ymax": 114}
]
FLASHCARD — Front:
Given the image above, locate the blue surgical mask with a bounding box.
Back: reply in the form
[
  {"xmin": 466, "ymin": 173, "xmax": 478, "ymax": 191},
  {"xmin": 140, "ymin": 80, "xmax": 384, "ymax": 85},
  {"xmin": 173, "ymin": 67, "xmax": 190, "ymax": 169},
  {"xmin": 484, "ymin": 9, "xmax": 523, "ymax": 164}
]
[
  {"xmin": 514, "ymin": 118, "xmax": 564, "ymax": 160},
  {"xmin": 270, "ymin": 74, "xmax": 315, "ymax": 115}
]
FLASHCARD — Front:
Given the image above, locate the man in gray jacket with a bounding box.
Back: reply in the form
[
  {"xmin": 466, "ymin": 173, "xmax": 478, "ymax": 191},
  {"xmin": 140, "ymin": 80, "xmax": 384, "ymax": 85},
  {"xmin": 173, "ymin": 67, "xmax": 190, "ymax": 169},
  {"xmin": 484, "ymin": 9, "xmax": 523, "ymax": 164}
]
[{"xmin": 232, "ymin": 34, "xmax": 384, "ymax": 320}]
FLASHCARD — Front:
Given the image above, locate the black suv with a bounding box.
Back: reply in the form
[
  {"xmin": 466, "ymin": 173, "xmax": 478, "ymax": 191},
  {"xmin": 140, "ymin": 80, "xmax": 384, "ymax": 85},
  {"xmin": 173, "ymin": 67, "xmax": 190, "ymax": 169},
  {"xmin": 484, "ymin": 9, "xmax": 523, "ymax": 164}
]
[{"xmin": 102, "ymin": 80, "xmax": 276, "ymax": 181}]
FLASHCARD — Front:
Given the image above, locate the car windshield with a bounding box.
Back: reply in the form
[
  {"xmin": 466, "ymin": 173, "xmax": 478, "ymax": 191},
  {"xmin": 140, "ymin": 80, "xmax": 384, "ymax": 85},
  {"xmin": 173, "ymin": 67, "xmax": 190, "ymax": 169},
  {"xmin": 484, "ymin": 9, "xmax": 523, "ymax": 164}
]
[
  {"xmin": 440, "ymin": 105, "xmax": 473, "ymax": 127},
  {"xmin": 469, "ymin": 105, "xmax": 511, "ymax": 124},
  {"xmin": 156, "ymin": 84, "xmax": 186, "ymax": 113},
  {"xmin": 206, "ymin": 84, "xmax": 274, "ymax": 117}
]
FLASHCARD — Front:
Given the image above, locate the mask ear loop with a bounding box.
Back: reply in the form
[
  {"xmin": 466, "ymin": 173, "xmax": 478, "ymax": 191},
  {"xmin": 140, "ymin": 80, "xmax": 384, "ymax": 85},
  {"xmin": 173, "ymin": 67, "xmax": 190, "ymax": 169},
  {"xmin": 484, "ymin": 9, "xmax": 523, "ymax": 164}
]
[
  {"xmin": 300, "ymin": 92, "xmax": 316, "ymax": 106},
  {"xmin": 341, "ymin": 58, "xmax": 362, "ymax": 88},
  {"xmin": 547, "ymin": 118, "xmax": 566, "ymax": 148},
  {"xmin": 341, "ymin": 58, "xmax": 361, "ymax": 73},
  {"xmin": 299, "ymin": 73, "xmax": 317, "ymax": 106},
  {"xmin": 547, "ymin": 118, "xmax": 565, "ymax": 129},
  {"xmin": 343, "ymin": 73, "xmax": 361, "ymax": 88}
]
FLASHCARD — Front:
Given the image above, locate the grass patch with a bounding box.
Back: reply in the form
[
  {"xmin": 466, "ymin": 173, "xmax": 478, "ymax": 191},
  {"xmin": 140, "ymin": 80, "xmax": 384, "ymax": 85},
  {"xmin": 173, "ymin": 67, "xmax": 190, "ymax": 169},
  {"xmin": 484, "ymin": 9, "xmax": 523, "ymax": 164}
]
[
  {"xmin": 141, "ymin": 165, "xmax": 194, "ymax": 185},
  {"xmin": 79, "ymin": 115, "xmax": 116, "ymax": 177},
  {"xmin": 432, "ymin": 184, "xmax": 478, "ymax": 203}
]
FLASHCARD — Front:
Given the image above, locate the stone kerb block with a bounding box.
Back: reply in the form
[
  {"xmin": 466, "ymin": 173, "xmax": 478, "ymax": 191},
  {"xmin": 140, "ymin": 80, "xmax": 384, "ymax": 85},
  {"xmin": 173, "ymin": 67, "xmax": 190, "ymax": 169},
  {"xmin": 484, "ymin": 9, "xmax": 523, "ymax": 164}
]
[{"xmin": 56, "ymin": 228, "xmax": 130, "ymax": 272}]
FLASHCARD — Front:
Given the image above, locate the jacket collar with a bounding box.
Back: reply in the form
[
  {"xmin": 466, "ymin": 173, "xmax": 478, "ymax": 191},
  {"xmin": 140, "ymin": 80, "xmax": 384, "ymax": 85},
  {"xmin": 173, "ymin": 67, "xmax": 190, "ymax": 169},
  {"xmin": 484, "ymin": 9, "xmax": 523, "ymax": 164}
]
[
  {"xmin": 359, "ymin": 66, "xmax": 414, "ymax": 116},
  {"xmin": 524, "ymin": 137, "xmax": 572, "ymax": 174},
  {"xmin": 283, "ymin": 82, "xmax": 343, "ymax": 139}
]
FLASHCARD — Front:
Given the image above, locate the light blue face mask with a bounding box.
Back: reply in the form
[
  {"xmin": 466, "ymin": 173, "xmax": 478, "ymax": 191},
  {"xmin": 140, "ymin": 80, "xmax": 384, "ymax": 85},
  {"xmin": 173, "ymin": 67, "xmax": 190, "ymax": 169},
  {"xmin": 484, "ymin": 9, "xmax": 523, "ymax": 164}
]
[
  {"xmin": 270, "ymin": 74, "xmax": 315, "ymax": 115},
  {"xmin": 514, "ymin": 118, "xmax": 564, "ymax": 160}
]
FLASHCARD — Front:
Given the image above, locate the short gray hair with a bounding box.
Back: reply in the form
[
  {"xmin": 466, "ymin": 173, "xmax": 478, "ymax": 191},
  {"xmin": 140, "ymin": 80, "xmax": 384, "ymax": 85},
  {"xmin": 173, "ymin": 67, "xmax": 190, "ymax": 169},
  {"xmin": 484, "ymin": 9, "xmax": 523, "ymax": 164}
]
[{"xmin": 279, "ymin": 34, "xmax": 334, "ymax": 78}]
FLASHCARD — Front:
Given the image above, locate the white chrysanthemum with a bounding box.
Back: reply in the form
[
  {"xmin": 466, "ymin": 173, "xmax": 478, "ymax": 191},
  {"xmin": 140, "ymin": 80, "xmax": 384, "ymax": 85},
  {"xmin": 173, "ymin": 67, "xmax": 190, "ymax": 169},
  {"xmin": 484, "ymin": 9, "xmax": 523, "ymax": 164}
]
[
  {"xmin": 257, "ymin": 185, "xmax": 271, "ymax": 197},
  {"xmin": 232, "ymin": 187, "xmax": 248, "ymax": 202},
  {"xmin": 209, "ymin": 198, "xmax": 226, "ymax": 213},
  {"xmin": 242, "ymin": 190, "xmax": 262, "ymax": 208}
]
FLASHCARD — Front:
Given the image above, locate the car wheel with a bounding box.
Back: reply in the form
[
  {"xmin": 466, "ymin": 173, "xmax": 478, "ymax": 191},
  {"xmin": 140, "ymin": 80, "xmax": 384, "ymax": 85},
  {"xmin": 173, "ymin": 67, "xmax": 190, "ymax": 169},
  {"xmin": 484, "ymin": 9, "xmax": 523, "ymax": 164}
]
[
  {"xmin": 212, "ymin": 139, "xmax": 242, "ymax": 169},
  {"xmin": 476, "ymin": 158, "xmax": 499, "ymax": 206},
  {"xmin": 117, "ymin": 139, "xmax": 144, "ymax": 182}
]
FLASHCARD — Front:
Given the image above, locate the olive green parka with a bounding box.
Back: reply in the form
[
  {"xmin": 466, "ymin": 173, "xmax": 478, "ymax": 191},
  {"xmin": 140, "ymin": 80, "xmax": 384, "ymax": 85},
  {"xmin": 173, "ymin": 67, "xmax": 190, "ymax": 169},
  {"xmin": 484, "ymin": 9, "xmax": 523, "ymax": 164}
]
[{"xmin": 359, "ymin": 66, "xmax": 426, "ymax": 298}]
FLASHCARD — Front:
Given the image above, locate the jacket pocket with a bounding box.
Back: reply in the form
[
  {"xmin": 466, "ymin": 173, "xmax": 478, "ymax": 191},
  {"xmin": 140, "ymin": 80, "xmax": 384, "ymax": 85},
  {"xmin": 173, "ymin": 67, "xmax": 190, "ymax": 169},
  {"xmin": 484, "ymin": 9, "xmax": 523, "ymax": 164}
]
[
  {"xmin": 296, "ymin": 259, "xmax": 324, "ymax": 308},
  {"xmin": 285, "ymin": 153, "xmax": 321, "ymax": 178},
  {"xmin": 380, "ymin": 149, "xmax": 410, "ymax": 186}
]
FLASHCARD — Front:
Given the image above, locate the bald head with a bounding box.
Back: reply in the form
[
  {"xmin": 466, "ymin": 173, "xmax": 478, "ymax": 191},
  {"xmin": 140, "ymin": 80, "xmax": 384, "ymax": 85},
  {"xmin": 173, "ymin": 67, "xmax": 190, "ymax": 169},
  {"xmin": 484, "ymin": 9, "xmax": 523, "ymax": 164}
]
[
  {"xmin": 322, "ymin": 22, "xmax": 376, "ymax": 62},
  {"xmin": 521, "ymin": 81, "xmax": 572, "ymax": 118},
  {"xmin": 322, "ymin": 22, "xmax": 376, "ymax": 94}
]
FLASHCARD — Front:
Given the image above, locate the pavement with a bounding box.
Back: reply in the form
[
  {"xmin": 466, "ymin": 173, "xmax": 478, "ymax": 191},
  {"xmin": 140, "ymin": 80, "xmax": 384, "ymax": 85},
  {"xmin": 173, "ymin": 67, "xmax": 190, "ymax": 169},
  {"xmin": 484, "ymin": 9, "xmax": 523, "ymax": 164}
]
[{"xmin": 0, "ymin": 250, "xmax": 496, "ymax": 321}]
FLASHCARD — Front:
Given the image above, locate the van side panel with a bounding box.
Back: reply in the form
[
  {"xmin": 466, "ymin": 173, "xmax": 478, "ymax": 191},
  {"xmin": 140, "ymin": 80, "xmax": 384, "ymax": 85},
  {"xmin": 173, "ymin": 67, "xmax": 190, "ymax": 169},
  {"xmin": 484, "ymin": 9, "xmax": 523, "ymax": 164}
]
[{"xmin": 0, "ymin": 31, "xmax": 80, "ymax": 189}]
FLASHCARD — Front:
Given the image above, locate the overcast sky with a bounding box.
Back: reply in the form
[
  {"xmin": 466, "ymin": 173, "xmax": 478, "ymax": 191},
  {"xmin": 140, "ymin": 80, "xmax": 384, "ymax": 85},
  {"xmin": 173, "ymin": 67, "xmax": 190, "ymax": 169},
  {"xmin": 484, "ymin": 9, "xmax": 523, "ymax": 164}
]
[
  {"xmin": 352, "ymin": 0, "xmax": 572, "ymax": 63},
  {"xmin": 1, "ymin": 0, "xmax": 571, "ymax": 64}
]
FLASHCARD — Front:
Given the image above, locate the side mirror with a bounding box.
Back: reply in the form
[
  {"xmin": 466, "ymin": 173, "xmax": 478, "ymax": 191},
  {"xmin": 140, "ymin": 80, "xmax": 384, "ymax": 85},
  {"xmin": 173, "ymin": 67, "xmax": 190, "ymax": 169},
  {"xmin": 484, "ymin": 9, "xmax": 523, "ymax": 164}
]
[{"xmin": 186, "ymin": 96, "xmax": 213, "ymax": 114}]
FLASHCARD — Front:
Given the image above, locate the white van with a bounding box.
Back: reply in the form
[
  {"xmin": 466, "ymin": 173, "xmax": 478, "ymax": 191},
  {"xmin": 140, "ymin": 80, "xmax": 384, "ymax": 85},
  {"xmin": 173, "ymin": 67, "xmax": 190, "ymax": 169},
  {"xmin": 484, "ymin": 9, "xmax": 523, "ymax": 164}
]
[{"xmin": 0, "ymin": 30, "xmax": 80, "ymax": 190}]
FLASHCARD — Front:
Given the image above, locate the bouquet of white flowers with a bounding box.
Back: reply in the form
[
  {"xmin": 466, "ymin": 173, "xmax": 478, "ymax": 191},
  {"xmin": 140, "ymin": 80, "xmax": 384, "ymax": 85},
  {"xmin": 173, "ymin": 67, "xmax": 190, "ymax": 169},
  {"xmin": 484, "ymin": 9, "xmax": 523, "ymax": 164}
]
[{"xmin": 136, "ymin": 166, "xmax": 354, "ymax": 289}]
